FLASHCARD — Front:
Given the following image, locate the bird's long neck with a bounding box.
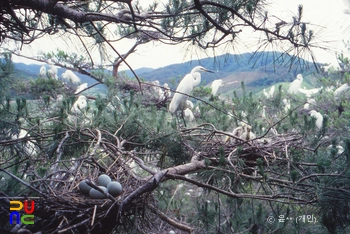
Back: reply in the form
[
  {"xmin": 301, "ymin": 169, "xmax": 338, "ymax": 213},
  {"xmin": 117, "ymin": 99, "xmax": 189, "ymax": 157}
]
[{"xmin": 192, "ymin": 72, "xmax": 201, "ymax": 87}]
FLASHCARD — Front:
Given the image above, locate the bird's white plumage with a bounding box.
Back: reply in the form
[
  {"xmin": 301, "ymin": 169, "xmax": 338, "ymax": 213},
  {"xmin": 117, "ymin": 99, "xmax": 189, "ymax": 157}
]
[
  {"xmin": 47, "ymin": 63, "xmax": 58, "ymax": 79},
  {"xmin": 334, "ymin": 83, "xmax": 350, "ymax": 96},
  {"xmin": 269, "ymin": 85, "xmax": 275, "ymax": 97},
  {"xmin": 62, "ymin": 70, "xmax": 81, "ymax": 84},
  {"xmin": 11, "ymin": 129, "xmax": 37, "ymax": 156},
  {"xmin": 309, "ymin": 110, "xmax": 323, "ymax": 129},
  {"xmin": 283, "ymin": 98, "xmax": 291, "ymax": 113},
  {"xmin": 326, "ymin": 144, "xmax": 344, "ymax": 155},
  {"xmin": 185, "ymin": 100, "xmax": 194, "ymax": 109},
  {"xmin": 75, "ymin": 83, "xmax": 88, "ymax": 94},
  {"xmin": 71, "ymin": 95, "xmax": 87, "ymax": 114},
  {"xmin": 158, "ymin": 86, "xmax": 164, "ymax": 100},
  {"xmin": 168, "ymin": 66, "xmax": 212, "ymax": 113},
  {"xmin": 39, "ymin": 65, "xmax": 47, "ymax": 78},
  {"xmin": 56, "ymin": 94, "xmax": 64, "ymax": 102},
  {"xmin": 152, "ymin": 80, "xmax": 160, "ymax": 92},
  {"xmin": 163, "ymin": 83, "xmax": 171, "ymax": 98},
  {"xmin": 193, "ymin": 106, "xmax": 201, "ymax": 117},
  {"xmin": 168, "ymin": 73, "xmax": 194, "ymax": 113},
  {"xmin": 184, "ymin": 108, "xmax": 195, "ymax": 122},
  {"xmin": 288, "ymin": 74, "xmax": 303, "ymax": 94},
  {"xmin": 211, "ymin": 79, "xmax": 223, "ymax": 96},
  {"xmin": 261, "ymin": 106, "xmax": 266, "ymax": 118},
  {"xmin": 263, "ymin": 86, "xmax": 275, "ymax": 98},
  {"xmin": 263, "ymin": 89, "xmax": 268, "ymax": 98},
  {"xmin": 298, "ymin": 87, "xmax": 322, "ymax": 96},
  {"xmin": 304, "ymin": 97, "xmax": 316, "ymax": 109}
]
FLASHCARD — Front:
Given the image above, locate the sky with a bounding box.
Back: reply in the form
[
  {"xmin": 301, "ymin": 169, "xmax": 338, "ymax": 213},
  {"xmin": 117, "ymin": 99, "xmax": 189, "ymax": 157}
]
[{"xmin": 6, "ymin": 0, "xmax": 350, "ymax": 70}]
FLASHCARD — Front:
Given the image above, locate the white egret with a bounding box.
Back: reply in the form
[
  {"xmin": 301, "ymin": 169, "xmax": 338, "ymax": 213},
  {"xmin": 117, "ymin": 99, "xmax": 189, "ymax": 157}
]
[
  {"xmin": 288, "ymin": 74, "xmax": 303, "ymax": 94},
  {"xmin": 327, "ymin": 144, "xmax": 344, "ymax": 155},
  {"xmin": 263, "ymin": 89, "xmax": 269, "ymax": 98},
  {"xmin": 185, "ymin": 100, "xmax": 194, "ymax": 109},
  {"xmin": 11, "ymin": 129, "xmax": 37, "ymax": 156},
  {"xmin": 298, "ymin": 87, "xmax": 322, "ymax": 96},
  {"xmin": 168, "ymin": 66, "xmax": 213, "ymax": 113},
  {"xmin": 152, "ymin": 80, "xmax": 160, "ymax": 91},
  {"xmin": 334, "ymin": 83, "xmax": 350, "ymax": 96},
  {"xmin": 157, "ymin": 86, "xmax": 164, "ymax": 100},
  {"xmin": 283, "ymin": 98, "xmax": 291, "ymax": 113},
  {"xmin": 263, "ymin": 86, "xmax": 275, "ymax": 98},
  {"xmin": 56, "ymin": 94, "xmax": 64, "ymax": 102},
  {"xmin": 309, "ymin": 110, "xmax": 323, "ymax": 129},
  {"xmin": 211, "ymin": 79, "xmax": 223, "ymax": 96},
  {"xmin": 325, "ymin": 86, "xmax": 335, "ymax": 92},
  {"xmin": 304, "ymin": 97, "xmax": 316, "ymax": 110},
  {"xmin": 39, "ymin": 65, "xmax": 46, "ymax": 78},
  {"xmin": 71, "ymin": 95, "xmax": 88, "ymax": 114},
  {"xmin": 261, "ymin": 106, "xmax": 266, "ymax": 118},
  {"xmin": 183, "ymin": 108, "xmax": 195, "ymax": 122},
  {"xmin": 269, "ymin": 85, "xmax": 275, "ymax": 97},
  {"xmin": 62, "ymin": 70, "xmax": 81, "ymax": 84},
  {"xmin": 75, "ymin": 83, "xmax": 88, "ymax": 94},
  {"xmin": 163, "ymin": 83, "xmax": 171, "ymax": 98},
  {"xmin": 47, "ymin": 60, "xmax": 58, "ymax": 79},
  {"xmin": 193, "ymin": 106, "xmax": 201, "ymax": 117}
]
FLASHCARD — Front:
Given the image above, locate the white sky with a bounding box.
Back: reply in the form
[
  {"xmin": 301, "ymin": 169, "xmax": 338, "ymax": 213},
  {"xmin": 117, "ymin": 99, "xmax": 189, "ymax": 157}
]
[{"xmin": 6, "ymin": 0, "xmax": 350, "ymax": 69}]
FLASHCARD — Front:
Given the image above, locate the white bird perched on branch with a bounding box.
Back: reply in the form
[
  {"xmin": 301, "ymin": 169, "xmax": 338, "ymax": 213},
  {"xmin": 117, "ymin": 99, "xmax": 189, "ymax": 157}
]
[
  {"xmin": 47, "ymin": 59, "xmax": 58, "ymax": 79},
  {"xmin": 298, "ymin": 87, "xmax": 322, "ymax": 96},
  {"xmin": 283, "ymin": 98, "xmax": 291, "ymax": 113},
  {"xmin": 269, "ymin": 85, "xmax": 275, "ymax": 97},
  {"xmin": 39, "ymin": 65, "xmax": 46, "ymax": 78},
  {"xmin": 263, "ymin": 86, "xmax": 275, "ymax": 98},
  {"xmin": 151, "ymin": 80, "xmax": 161, "ymax": 97},
  {"xmin": 334, "ymin": 83, "xmax": 350, "ymax": 96},
  {"xmin": 185, "ymin": 100, "xmax": 194, "ymax": 110},
  {"xmin": 288, "ymin": 74, "xmax": 303, "ymax": 94},
  {"xmin": 163, "ymin": 83, "xmax": 171, "ymax": 98},
  {"xmin": 184, "ymin": 108, "xmax": 195, "ymax": 122},
  {"xmin": 211, "ymin": 79, "xmax": 223, "ymax": 96},
  {"xmin": 309, "ymin": 110, "xmax": 323, "ymax": 129},
  {"xmin": 71, "ymin": 95, "xmax": 88, "ymax": 114},
  {"xmin": 168, "ymin": 66, "xmax": 213, "ymax": 113},
  {"xmin": 62, "ymin": 70, "xmax": 81, "ymax": 84},
  {"xmin": 261, "ymin": 106, "xmax": 266, "ymax": 118},
  {"xmin": 11, "ymin": 129, "xmax": 37, "ymax": 156},
  {"xmin": 75, "ymin": 83, "xmax": 88, "ymax": 94},
  {"xmin": 263, "ymin": 89, "xmax": 269, "ymax": 98},
  {"xmin": 304, "ymin": 97, "xmax": 316, "ymax": 109}
]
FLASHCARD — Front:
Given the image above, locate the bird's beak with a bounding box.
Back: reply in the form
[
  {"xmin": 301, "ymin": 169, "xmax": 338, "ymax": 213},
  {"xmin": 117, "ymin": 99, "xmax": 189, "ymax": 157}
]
[{"xmin": 203, "ymin": 68, "xmax": 214, "ymax": 73}]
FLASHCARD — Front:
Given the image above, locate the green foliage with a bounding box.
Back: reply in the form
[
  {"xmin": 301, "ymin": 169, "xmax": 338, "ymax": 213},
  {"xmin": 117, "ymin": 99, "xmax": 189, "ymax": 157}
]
[
  {"xmin": 41, "ymin": 49, "xmax": 89, "ymax": 69},
  {"xmin": 0, "ymin": 52, "xmax": 14, "ymax": 102},
  {"xmin": 29, "ymin": 77, "xmax": 65, "ymax": 98}
]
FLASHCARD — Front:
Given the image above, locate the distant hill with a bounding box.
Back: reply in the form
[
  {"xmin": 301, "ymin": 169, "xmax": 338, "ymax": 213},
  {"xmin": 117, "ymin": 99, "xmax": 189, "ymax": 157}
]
[
  {"xmin": 14, "ymin": 52, "xmax": 320, "ymax": 96},
  {"xmin": 120, "ymin": 52, "xmax": 320, "ymax": 95}
]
